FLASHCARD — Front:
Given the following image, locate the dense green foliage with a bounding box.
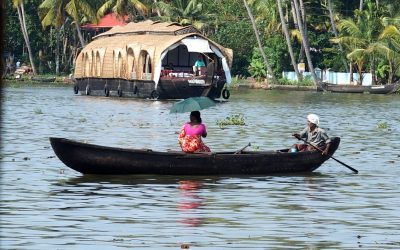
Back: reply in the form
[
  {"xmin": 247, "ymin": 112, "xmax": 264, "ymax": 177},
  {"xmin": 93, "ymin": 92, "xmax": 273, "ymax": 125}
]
[{"xmin": 3, "ymin": 0, "xmax": 400, "ymax": 84}]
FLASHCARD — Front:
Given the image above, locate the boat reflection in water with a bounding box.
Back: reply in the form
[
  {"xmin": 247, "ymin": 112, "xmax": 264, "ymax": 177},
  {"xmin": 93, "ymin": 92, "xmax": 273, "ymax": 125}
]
[{"xmin": 178, "ymin": 180, "xmax": 205, "ymax": 227}]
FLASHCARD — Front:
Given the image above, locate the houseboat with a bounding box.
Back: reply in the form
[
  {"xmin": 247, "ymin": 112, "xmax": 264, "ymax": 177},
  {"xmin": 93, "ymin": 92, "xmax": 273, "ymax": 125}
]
[{"xmin": 73, "ymin": 20, "xmax": 233, "ymax": 100}]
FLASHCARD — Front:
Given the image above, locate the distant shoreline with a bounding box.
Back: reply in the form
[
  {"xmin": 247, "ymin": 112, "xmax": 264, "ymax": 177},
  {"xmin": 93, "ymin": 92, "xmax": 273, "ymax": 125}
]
[
  {"xmin": 232, "ymin": 77, "xmax": 318, "ymax": 91},
  {"xmin": 2, "ymin": 75, "xmax": 317, "ymax": 92}
]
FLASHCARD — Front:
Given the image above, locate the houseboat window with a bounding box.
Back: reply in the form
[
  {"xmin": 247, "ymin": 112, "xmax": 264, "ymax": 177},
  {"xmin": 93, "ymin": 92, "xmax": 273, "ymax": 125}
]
[
  {"xmin": 140, "ymin": 51, "xmax": 152, "ymax": 80},
  {"xmin": 117, "ymin": 52, "xmax": 123, "ymax": 78},
  {"xmin": 95, "ymin": 51, "xmax": 101, "ymax": 77},
  {"xmin": 85, "ymin": 53, "xmax": 91, "ymax": 77},
  {"xmin": 127, "ymin": 48, "xmax": 135, "ymax": 79}
]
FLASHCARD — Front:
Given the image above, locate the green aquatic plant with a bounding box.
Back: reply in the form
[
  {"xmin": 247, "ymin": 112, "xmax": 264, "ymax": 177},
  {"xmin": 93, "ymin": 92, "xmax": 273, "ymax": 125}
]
[
  {"xmin": 34, "ymin": 108, "xmax": 43, "ymax": 114},
  {"xmin": 377, "ymin": 121, "xmax": 388, "ymax": 129},
  {"xmin": 251, "ymin": 145, "xmax": 260, "ymax": 151},
  {"xmin": 216, "ymin": 114, "xmax": 246, "ymax": 128}
]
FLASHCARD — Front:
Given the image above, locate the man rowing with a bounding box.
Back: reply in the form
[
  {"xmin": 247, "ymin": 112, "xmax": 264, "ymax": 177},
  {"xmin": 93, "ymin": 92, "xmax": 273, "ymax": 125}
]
[{"xmin": 291, "ymin": 114, "xmax": 331, "ymax": 155}]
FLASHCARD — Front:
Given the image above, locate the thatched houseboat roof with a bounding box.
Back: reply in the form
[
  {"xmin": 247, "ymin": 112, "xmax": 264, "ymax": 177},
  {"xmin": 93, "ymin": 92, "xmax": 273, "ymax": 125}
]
[{"xmin": 74, "ymin": 20, "xmax": 233, "ymax": 84}]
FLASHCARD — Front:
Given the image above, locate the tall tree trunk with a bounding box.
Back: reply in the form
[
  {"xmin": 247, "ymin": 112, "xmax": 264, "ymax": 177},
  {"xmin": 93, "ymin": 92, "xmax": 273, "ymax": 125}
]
[
  {"xmin": 291, "ymin": 0, "xmax": 297, "ymax": 29},
  {"xmin": 370, "ymin": 58, "xmax": 376, "ymax": 85},
  {"xmin": 298, "ymin": 43, "xmax": 305, "ymax": 63},
  {"xmin": 292, "ymin": 0, "xmax": 320, "ymax": 88},
  {"xmin": 277, "ymin": 0, "xmax": 302, "ymax": 81},
  {"xmin": 74, "ymin": 21, "xmax": 86, "ymax": 47},
  {"xmin": 243, "ymin": 0, "xmax": 277, "ymax": 84},
  {"xmin": 153, "ymin": 0, "xmax": 161, "ymax": 17},
  {"xmin": 356, "ymin": 63, "xmax": 363, "ymax": 84},
  {"xmin": 359, "ymin": 0, "xmax": 363, "ymax": 11},
  {"xmin": 299, "ymin": 0, "xmax": 306, "ymax": 34},
  {"xmin": 388, "ymin": 62, "xmax": 393, "ymax": 84},
  {"xmin": 349, "ymin": 63, "xmax": 353, "ymax": 83},
  {"xmin": 327, "ymin": 0, "xmax": 349, "ymax": 72},
  {"xmin": 55, "ymin": 28, "xmax": 60, "ymax": 75},
  {"xmin": 16, "ymin": 3, "xmax": 37, "ymax": 75},
  {"xmin": 63, "ymin": 37, "xmax": 68, "ymax": 65},
  {"xmin": 291, "ymin": 0, "xmax": 304, "ymax": 63}
]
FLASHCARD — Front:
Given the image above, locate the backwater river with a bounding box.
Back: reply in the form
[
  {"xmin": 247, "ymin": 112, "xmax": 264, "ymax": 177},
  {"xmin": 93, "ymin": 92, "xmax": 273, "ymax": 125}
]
[{"xmin": 1, "ymin": 86, "xmax": 399, "ymax": 249}]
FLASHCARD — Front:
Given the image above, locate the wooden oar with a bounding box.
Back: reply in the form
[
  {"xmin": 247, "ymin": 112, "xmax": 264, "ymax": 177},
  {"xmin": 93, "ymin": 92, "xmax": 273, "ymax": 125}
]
[
  {"xmin": 234, "ymin": 143, "xmax": 251, "ymax": 154},
  {"xmin": 294, "ymin": 136, "xmax": 358, "ymax": 174}
]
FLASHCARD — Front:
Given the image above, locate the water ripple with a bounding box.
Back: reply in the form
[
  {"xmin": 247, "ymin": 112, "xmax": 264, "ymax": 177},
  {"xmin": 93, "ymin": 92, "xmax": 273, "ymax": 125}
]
[{"xmin": 1, "ymin": 87, "xmax": 400, "ymax": 249}]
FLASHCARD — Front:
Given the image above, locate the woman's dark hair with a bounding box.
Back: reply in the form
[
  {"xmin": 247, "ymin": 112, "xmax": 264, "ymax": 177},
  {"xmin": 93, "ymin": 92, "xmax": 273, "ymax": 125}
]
[{"xmin": 190, "ymin": 111, "xmax": 202, "ymax": 123}]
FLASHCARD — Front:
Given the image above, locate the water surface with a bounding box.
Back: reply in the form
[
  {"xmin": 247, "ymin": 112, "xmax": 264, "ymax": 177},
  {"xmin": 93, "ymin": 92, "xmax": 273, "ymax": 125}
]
[{"xmin": 1, "ymin": 87, "xmax": 399, "ymax": 249}]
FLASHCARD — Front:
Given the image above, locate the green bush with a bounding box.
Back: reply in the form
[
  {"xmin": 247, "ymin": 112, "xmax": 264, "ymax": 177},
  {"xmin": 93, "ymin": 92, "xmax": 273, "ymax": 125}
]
[{"xmin": 248, "ymin": 60, "xmax": 267, "ymax": 82}]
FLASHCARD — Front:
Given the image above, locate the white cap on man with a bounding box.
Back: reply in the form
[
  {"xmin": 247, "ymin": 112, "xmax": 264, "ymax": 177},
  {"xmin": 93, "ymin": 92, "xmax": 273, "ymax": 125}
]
[{"xmin": 307, "ymin": 114, "xmax": 319, "ymax": 125}]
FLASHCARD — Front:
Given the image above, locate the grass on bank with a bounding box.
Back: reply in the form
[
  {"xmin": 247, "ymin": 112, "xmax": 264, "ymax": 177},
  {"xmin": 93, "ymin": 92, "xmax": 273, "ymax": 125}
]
[
  {"xmin": 2, "ymin": 74, "xmax": 73, "ymax": 88},
  {"xmin": 230, "ymin": 75, "xmax": 315, "ymax": 88}
]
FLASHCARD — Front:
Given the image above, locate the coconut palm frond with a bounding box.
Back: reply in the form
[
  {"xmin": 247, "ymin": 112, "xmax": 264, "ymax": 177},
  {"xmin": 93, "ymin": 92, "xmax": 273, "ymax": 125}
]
[
  {"xmin": 154, "ymin": 1, "xmax": 173, "ymax": 16},
  {"xmin": 130, "ymin": 0, "xmax": 149, "ymax": 16},
  {"xmin": 97, "ymin": 0, "xmax": 114, "ymax": 19},
  {"xmin": 40, "ymin": 10, "xmax": 57, "ymax": 28},
  {"xmin": 39, "ymin": 0, "xmax": 65, "ymax": 28},
  {"xmin": 39, "ymin": 0, "xmax": 57, "ymax": 10},
  {"xmin": 290, "ymin": 29, "xmax": 302, "ymax": 42},
  {"xmin": 75, "ymin": 0, "xmax": 97, "ymax": 23},
  {"xmin": 333, "ymin": 36, "xmax": 366, "ymax": 48},
  {"xmin": 382, "ymin": 17, "xmax": 400, "ymax": 26},
  {"xmin": 65, "ymin": 0, "xmax": 79, "ymax": 21},
  {"xmin": 347, "ymin": 48, "xmax": 366, "ymax": 60},
  {"xmin": 337, "ymin": 19, "xmax": 362, "ymax": 38},
  {"xmin": 379, "ymin": 25, "xmax": 400, "ymax": 40}
]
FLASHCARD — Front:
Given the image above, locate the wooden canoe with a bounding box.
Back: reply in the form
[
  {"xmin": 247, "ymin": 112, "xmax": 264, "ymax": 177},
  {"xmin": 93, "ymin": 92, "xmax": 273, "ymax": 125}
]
[
  {"xmin": 49, "ymin": 137, "xmax": 341, "ymax": 175},
  {"xmin": 31, "ymin": 76, "xmax": 56, "ymax": 82},
  {"xmin": 322, "ymin": 83, "xmax": 368, "ymax": 93},
  {"xmin": 368, "ymin": 83, "xmax": 400, "ymax": 94}
]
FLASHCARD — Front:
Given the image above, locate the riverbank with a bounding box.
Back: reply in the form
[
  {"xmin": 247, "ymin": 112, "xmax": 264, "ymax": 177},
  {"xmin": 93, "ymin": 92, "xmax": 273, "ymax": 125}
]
[
  {"xmin": 3, "ymin": 75, "xmax": 316, "ymax": 91},
  {"xmin": 2, "ymin": 75, "xmax": 73, "ymax": 88},
  {"xmin": 232, "ymin": 77, "xmax": 318, "ymax": 91},
  {"xmin": 2, "ymin": 75, "xmax": 398, "ymax": 94}
]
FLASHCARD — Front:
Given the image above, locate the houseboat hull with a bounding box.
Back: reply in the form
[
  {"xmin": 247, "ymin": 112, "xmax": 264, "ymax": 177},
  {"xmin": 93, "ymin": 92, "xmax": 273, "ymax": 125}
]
[{"xmin": 74, "ymin": 77, "xmax": 227, "ymax": 100}]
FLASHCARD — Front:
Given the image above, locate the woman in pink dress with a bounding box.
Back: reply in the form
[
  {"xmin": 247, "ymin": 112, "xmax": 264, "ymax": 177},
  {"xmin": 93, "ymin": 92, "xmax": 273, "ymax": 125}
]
[{"xmin": 178, "ymin": 111, "xmax": 211, "ymax": 153}]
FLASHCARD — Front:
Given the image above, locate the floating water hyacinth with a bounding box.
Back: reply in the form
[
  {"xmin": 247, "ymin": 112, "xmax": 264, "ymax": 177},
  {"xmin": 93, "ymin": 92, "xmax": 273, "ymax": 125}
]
[
  {"xmin": 34, "ymin": 108, "xmax": 43, "ymax": 114},
  {"xmin": 377, "ymin": 121, "xmax": 388, "ymax": 129},
  {"xmin": 216, "ymin": 113, "xmax": 246, "ymax": 128}
]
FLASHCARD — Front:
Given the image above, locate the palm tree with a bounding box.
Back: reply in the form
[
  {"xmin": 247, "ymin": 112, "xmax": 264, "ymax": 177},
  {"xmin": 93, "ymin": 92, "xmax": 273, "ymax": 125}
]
[
  {"xmin": 97, "ymin": 0, "xmax": 149, "ymax": 21},
  {"xmin": 378, "ymin": 24, "xmax": 400, "ymax": 84},
  {"xmin": 39, "ymin": 0, "xmax": 97, "ymax": 48},
  {"xmin": 154, "ymin": 0, "xmax": 207, "ymax": 30},
  {"xmin": 292, "ymin": 0, "xmax": 320, "ymax": 87},
  {"xmin": 327, "ymin": 0, "xmax": 349, "ymax": 72},
  {"xmin": 243, "ymin": 0, "xmax": 277, "ymax": 84},
  {"xmin": 12, "ymin": 0, "xmax": 37, "ymax": 75},
  {"xmin": 153, "ymin": 0, "xmax": 161, "ymax": 17},
  {"xmin": 39, "ymin": 0, "xmax": 65, "ymax": 75},
  {"xmin": 249, "ymin": 0, "xmax": 280, "ymax": 33},
  {"xmin": 333, "ymin": 2, "xmax": 385, "ymax": 85},
  {"xmin": 276, "ymin": 0, "xmax": 302, "ymax": 81}
]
